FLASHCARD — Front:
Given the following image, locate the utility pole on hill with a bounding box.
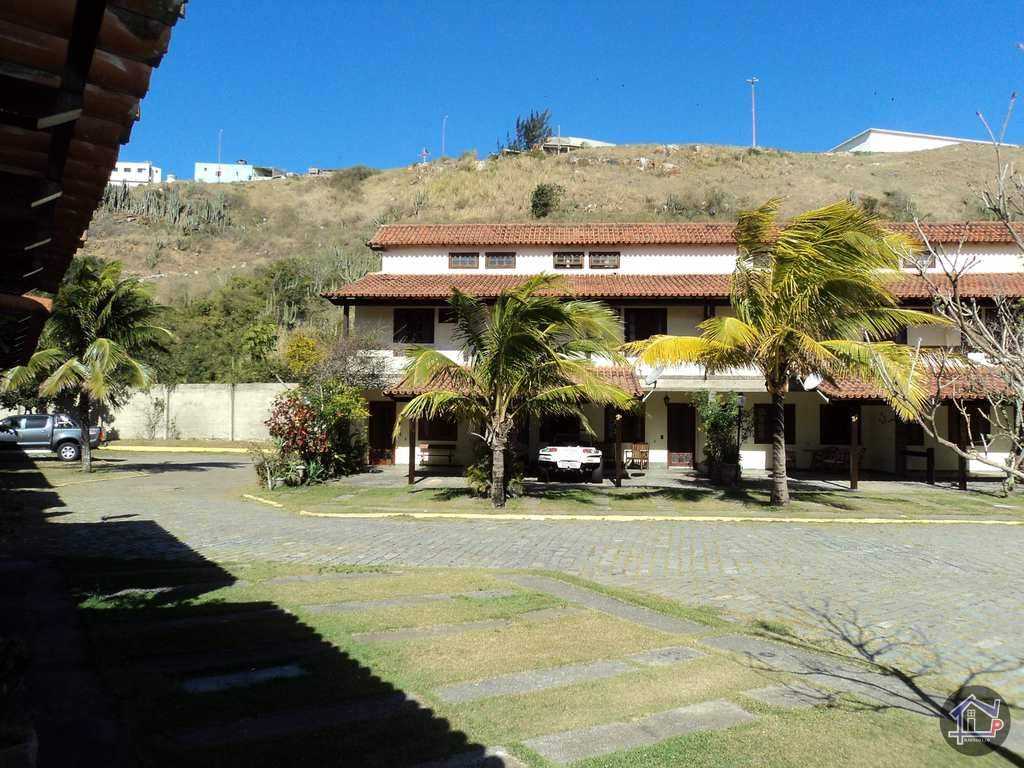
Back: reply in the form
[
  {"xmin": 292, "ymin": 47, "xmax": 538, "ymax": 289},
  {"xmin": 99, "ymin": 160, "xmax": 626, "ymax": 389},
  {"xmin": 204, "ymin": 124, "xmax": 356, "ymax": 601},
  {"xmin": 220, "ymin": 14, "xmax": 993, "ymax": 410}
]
[
  {"xmin": 745, "ymin": 77, "xmax": 759, "ymax": 148},
  {"xmin": 441, "ymin": 115, "xmax": 448, "ymax": 158}
]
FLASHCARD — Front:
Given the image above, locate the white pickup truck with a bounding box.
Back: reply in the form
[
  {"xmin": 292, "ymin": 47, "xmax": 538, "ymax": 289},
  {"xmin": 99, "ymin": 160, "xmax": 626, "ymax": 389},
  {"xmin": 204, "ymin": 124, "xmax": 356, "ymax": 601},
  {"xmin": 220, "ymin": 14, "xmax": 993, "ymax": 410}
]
[{"xmin": 537, "ymin": 435, "xmax": 604, "ymax": 483}]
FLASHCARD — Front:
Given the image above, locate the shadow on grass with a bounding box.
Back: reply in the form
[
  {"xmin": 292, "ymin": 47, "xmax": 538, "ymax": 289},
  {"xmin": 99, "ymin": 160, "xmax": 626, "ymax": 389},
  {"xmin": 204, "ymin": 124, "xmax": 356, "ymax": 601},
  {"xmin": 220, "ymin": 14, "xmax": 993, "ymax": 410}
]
[{"xmin": 0, "ymin": 463, "xmax": 509, "ymax": 767}]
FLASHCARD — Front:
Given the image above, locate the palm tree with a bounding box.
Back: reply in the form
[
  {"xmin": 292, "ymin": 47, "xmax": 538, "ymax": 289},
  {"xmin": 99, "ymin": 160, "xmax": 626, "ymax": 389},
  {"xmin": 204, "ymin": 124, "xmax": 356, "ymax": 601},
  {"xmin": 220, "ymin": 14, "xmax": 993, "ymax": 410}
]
[
  {"xmin": 1, "ymin": 258, "xmax": 170, "ymax": 472},
  {"xmin": 625, "ymin": 199, "xmax": 943, "ymax": 505},
  {"xmin": 396, "ymin": 275, "xmax": 635, "ymax": 507}
]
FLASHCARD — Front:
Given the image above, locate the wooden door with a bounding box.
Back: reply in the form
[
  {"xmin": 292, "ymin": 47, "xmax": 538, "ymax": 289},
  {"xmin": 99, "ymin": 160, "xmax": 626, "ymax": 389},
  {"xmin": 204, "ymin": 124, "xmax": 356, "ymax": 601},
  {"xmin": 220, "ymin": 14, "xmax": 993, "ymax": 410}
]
[
  {"xmin": 368, "ymin": 401, "xmax": 396, "ymax": 464},
  {"xmin": 667, "ymin": 403, "xmax": 695, "ymax": 468}
]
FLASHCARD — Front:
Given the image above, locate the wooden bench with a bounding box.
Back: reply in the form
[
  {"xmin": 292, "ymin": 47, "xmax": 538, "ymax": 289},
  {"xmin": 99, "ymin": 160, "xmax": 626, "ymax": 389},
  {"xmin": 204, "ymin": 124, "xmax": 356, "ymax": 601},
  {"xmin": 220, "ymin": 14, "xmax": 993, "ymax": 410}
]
[{"xmin": 417, "ymin": 442, "xmax": 456, "ymax": 467}]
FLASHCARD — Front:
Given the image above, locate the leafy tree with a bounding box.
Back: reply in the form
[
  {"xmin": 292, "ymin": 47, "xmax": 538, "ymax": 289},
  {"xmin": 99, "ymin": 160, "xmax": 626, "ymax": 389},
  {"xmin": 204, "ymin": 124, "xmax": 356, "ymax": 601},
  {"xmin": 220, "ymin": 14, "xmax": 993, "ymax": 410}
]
[
  {"xmin": 395, "ymin": 275, "xmax": 635, "ymax": 507},
  {"xmin": 625, "ymin": 199, "xmax": 943, "ymax": 505},
  {"xmin": 283, "ymin": 330, "xmax": 325, "ymax": 380},
  {"xmin": 1, "ymin": 258, "xmax": 170, "ymax": 471},
  {"xmin": 506, "ymin": 109, "xmax": 552, "ymax": 152}
]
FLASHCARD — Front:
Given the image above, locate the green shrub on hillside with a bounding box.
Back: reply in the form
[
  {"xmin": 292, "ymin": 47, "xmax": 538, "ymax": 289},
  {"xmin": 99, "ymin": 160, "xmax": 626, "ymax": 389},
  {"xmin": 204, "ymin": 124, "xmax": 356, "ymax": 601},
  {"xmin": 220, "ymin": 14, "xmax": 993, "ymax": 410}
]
[
  {"xmin": 329, "ymin": 165, "xmax": 378, "ymax": 196},
  {"xmin": 102, "ymin": 183, "xmax": 230, "ymax": 232},
  {"xmin": 531, "ymin": 183, "xmax": 564, "ymax": 218}
]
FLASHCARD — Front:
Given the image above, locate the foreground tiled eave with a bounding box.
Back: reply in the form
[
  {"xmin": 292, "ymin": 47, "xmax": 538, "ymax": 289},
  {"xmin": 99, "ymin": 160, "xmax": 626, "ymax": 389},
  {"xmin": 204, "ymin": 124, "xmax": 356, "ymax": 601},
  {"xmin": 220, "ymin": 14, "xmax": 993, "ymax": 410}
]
[
  {"xmin": 324, "ymin": 272, "xmax": 1024, "ymax": 303},
  {"xmin": 0, "ymin": 0, "xmax": 185, "ymax": 367},
  {"xmin": 367, "ymin": 221, "xmax": 1024, "ymax": 249}
]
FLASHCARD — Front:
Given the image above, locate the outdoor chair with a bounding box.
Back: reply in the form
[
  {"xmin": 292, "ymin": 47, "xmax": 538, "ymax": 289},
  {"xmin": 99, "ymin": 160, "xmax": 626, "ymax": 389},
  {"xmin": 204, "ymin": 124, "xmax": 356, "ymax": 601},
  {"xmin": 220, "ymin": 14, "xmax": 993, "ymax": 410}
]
[{"xmin": 629, "ymin": 442, "xmax": 649, "ymax": 470}]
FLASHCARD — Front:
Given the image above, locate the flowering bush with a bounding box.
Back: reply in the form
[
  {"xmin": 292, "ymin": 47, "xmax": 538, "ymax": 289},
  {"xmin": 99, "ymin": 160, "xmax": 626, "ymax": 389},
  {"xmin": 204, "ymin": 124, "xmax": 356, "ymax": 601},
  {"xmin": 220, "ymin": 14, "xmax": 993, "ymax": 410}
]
[{"xmin": 258, "ymin": 382, "xmax": 368, "ymax": 486}]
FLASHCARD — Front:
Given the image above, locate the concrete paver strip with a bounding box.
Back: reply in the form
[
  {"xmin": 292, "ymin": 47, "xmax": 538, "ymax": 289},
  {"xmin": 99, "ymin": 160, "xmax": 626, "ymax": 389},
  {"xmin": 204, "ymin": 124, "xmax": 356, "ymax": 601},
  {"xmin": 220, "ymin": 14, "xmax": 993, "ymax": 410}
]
[
  {"xmin": 522, "ymin": 699, "xmax": 757, "ymax": 764},
  {"xmin": 152, "ymin": 639, "xmax": 329, "ymax": 674},
  {"xmin": 436, "ymin": 646, "xmax": 704, "ymax": 703},
  {"xmin": 505, "ymin": 574, "xmax": 707, "ymax": 635},
  {"xmin": 172, "ymin": 693, "xmax": 417, "ymax": 748},
  {"xmin": 302, "ymin": 589, "xmax": 517, "ymax": 613},
  {"xmin": 181, "ymin": 663, "xmax": 306, "ymax": 693},
  {"xmin": 436, "ymin": 660, "xmax": 635, "ymax": 703},
  {"xmin": 739, "ymin": 683, "xmax": 833, "ymax": 709}
]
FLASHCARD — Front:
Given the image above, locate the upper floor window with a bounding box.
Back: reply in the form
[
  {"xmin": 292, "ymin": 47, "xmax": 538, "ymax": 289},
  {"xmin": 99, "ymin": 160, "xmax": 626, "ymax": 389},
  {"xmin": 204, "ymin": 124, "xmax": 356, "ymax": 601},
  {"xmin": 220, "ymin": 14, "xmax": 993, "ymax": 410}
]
[
  {"xmin": 449, "ymin": 252, "xmax": 479, "ymax": 269},
  {"xmin": 485, "ymin": 252, "xmax": 516, "ymax": 269},
  {"xmin": 393, "ymin": 308, "xmax": 434, "ymax": 344},
  {"xmin": 623, "ymin": 308, "xmax": 667, "ymax": 342},
  {"xmin": 753, "ymin": 403, "xmax": 795, "ymax": 444},
  {"xmin": 900, "ymin": 251, "xmax": 937, "ymax": 270},
  {"xmin": 553, "ymin": 251, "xmax": 584, "ymax": 270},
  {"xmin": 589, "ymin": 251, "xmax": 620, "ymax": 269}
]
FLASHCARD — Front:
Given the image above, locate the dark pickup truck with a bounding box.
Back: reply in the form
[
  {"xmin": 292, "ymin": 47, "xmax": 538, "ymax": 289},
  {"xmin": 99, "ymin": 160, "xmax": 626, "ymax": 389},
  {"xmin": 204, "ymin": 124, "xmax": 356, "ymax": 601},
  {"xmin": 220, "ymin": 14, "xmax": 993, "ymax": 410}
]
[{"xmin": 0, "ymin": 413, "xmax": 103, "ymax": 461}]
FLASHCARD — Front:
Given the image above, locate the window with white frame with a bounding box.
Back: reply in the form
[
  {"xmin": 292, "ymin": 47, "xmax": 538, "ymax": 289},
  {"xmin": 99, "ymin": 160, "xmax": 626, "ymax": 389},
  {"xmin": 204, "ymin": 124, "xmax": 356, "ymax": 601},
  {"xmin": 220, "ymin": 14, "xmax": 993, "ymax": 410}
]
[
  {"xmin": 589, "ymin": 251, "xmax": 620, "ymax": 269},
  {"xmin": 553, "ymin": 251, "xmax": 584, "ymax": 269}
]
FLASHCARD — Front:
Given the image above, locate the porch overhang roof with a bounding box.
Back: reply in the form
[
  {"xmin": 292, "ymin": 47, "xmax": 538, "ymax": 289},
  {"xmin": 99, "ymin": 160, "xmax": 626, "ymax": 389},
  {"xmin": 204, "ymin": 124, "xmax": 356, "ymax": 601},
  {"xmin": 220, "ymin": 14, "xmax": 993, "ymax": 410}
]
[
  {"xmin": 384, "ymin": 365, "xmax": 644, "ymax": 398},
  {"xmin": 324, "ymin": 272, "xmax": 1024, "ymax": 305},
  {"xmin": 818, "ymin": 367, "xmax": 1012, "ymax": 402}
]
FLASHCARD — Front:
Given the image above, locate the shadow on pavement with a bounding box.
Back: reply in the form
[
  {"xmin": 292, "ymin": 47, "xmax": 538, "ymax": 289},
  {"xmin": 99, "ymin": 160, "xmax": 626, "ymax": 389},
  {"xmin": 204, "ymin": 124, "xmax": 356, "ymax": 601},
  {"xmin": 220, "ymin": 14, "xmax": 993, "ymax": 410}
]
[{"xmin": 0, "ymin": 460, "xmax": 508, "ymax": 767}]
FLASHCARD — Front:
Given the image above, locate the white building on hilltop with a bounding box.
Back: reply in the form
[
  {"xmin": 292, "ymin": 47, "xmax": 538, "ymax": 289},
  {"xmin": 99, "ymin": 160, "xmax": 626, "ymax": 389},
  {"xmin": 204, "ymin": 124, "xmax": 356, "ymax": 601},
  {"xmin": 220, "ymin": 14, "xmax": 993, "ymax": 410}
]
[
  {"xmin": 109, "ymin": 161, "xmax": 162, "ymax": 187},
  {"xmin": 194, "ymin": 160, "xmax": 286, "ymax": 183},
  {"xmin": 829, "ymin": 128, "xmax": 1008, "ymax": 153}
]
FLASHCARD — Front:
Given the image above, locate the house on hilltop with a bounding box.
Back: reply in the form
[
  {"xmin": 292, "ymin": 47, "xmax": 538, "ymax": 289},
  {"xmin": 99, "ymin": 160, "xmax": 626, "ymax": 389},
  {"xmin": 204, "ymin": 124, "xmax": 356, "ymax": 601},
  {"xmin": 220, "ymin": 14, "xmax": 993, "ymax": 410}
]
[{"xmin": 829, "ymin": 128, "xmax": 1013, "ymax": 153}]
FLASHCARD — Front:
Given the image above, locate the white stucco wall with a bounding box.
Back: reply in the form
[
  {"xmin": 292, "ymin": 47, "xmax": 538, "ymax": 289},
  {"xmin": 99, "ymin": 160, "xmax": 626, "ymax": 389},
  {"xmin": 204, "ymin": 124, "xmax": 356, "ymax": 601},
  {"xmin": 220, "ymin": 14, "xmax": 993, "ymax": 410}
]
[
  {"xmin": 103, "ymin": 383, "xmax": 295, "ymax": 441},
  {"xmin": 381, "ymin": 245, "xmax": 739, "ymax": 275}
]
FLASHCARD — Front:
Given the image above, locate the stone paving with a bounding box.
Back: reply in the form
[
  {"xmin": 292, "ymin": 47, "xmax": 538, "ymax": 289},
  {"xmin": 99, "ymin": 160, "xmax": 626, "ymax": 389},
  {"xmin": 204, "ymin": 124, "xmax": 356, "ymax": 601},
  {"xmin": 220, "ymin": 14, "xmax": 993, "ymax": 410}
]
[{"xmin": 7, "ymin": 453, "xmax": 1024, "ymax": 700}]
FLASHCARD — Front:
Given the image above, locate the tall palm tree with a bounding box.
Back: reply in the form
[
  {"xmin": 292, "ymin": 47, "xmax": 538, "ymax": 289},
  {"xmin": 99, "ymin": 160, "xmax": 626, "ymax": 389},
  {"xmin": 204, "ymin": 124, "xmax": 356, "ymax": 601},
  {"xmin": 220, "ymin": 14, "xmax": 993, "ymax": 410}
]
[
  {"xmin": 396, "ymin": 275, "xmax": 635, "ymax": 507},
  {"xmin": 1, "ymin": 258, "xmax": 170, "ymax": 472},
  {"xmin": 625, "ymin": 199, "xmax": 944, "ymax": 505}
]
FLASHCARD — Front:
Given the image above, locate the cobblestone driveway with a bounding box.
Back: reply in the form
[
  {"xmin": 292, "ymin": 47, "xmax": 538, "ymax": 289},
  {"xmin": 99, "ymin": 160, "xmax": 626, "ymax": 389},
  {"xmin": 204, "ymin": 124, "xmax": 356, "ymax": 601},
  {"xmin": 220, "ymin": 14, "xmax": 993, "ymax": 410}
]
[{"xmin": 9, "ymin": 454, "xmax": 1023, "ymax": 699}]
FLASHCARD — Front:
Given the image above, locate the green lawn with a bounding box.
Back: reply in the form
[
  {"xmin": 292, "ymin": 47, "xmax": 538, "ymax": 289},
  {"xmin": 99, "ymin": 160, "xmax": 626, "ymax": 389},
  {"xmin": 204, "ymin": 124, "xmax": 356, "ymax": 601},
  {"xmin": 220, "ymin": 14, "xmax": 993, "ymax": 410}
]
[
  {"xmin": 257, "ymin": 476, "xmax": 1024, "ymax": 521},
  {"xmin": 63, "ymin": 559, "xmax": 1015, "ymax": 767}
]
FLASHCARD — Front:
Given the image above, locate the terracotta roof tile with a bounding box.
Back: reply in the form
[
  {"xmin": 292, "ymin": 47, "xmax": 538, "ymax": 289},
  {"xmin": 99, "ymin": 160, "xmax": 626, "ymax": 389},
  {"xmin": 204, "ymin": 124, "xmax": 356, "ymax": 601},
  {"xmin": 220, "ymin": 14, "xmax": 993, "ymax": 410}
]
[
  {"xmin": 819, "ymin": 367, "xmax": 1011, "ymax": 401},
  {"xmin": 325, "ymin": 272, "xmax": 1024, "ymax": 302},
  {"xmin": 368, "ymin": 222, "xmax": 1024, "ymax": 249}
]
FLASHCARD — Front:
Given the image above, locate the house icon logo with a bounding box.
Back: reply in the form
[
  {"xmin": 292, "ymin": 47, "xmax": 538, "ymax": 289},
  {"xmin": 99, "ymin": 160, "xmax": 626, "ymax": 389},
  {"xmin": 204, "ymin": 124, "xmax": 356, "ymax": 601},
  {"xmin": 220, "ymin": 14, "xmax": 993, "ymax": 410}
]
[{"xmin": 940, "ymin": 685, "xmax": 1012, "ymax": 756}]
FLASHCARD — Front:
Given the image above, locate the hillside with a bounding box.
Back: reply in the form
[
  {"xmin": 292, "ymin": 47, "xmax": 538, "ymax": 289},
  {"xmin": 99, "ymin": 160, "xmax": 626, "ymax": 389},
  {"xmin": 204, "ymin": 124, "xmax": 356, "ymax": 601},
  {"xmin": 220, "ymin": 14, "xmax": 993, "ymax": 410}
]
[{"xmin": 82, "ymin": 142, "xmax": 1022, "ymax": 300}]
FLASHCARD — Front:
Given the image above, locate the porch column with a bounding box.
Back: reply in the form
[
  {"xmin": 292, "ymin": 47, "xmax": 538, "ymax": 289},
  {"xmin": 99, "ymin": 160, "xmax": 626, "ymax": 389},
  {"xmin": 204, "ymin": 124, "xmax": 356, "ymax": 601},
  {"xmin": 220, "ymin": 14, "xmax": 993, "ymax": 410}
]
[
  {"xmin": 408, "ymin": 417, "xmax": 417, "ymax": 485},
  {"xmin": 849, "ymin": 412, "xmax": 859, "ymax": 490},
  {"xmin": 614, "ymin": 414, "xmax": 623, "ymax": 488},
  {"xmin": 342, "ymin": 303, "xmax": 351, "ymax": 337}
]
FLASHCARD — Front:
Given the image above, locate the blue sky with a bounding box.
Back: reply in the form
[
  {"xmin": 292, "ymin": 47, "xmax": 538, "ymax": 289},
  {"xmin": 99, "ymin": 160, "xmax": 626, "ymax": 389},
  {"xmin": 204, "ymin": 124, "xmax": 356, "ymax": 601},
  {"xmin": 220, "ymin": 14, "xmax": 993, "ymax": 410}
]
[{"xmin": 128, "ymin": 1, "xmax": 1024, "ymax": 178}]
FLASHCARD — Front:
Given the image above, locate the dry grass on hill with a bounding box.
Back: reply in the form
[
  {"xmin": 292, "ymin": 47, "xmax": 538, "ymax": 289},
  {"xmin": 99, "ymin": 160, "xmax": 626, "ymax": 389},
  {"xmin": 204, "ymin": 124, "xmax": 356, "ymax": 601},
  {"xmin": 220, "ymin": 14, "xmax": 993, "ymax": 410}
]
[{"xmin": 81, "ymin": 142, "xmax": 1023, "ymax": 299}]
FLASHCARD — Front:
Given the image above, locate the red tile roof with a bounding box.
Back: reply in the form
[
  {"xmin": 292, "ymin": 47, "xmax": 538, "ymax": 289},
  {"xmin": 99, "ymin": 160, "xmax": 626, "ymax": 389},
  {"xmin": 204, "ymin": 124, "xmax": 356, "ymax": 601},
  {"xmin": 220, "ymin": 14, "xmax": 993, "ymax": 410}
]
[
  {"xmin": 888, "ymin": 273, "xmax": 1024, "ymax": 299},
  {"xmin": 368, "ymin": 222, "xmax": 1024, "ymax": 249},
  {"xmin": 325, "ymin": 272, "xmax": 1024, "ymax": 302},
  {"xmin": 385, "ymin": 365, "xmax": 642, "ymax": 397},
  {"xmin": 819, "ymin": 367, "xmax": 1011, "ymax": 401}
]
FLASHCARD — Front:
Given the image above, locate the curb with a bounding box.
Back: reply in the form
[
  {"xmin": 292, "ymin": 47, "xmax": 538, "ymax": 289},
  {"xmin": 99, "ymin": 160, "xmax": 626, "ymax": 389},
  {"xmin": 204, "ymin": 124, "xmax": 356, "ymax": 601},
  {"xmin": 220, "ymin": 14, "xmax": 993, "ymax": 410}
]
[
  {"xmin": 101, "ymin": 445, "xmax": 251, "ymax": 454},
  {"xmin": 292, "ymin": 509, "xmax": 1024, "ymax": 526}
]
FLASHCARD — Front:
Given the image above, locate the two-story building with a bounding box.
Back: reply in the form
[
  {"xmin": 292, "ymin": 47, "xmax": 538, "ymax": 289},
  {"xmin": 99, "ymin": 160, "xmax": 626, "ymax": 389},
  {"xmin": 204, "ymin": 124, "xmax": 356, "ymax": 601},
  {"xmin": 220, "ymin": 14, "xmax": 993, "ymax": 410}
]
[{"xmin": 324, "ymin": 222, "xmax": 1024, "ymax": 477}]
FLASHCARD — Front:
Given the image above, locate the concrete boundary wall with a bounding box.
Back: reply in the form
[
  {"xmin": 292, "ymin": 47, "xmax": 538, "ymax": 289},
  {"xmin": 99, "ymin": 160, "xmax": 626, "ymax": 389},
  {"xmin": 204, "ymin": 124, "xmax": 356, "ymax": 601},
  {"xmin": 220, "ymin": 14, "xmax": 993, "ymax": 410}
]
[{"xmin": 104, "ymin": 383, "xmax": 295, "ymax": 441}]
